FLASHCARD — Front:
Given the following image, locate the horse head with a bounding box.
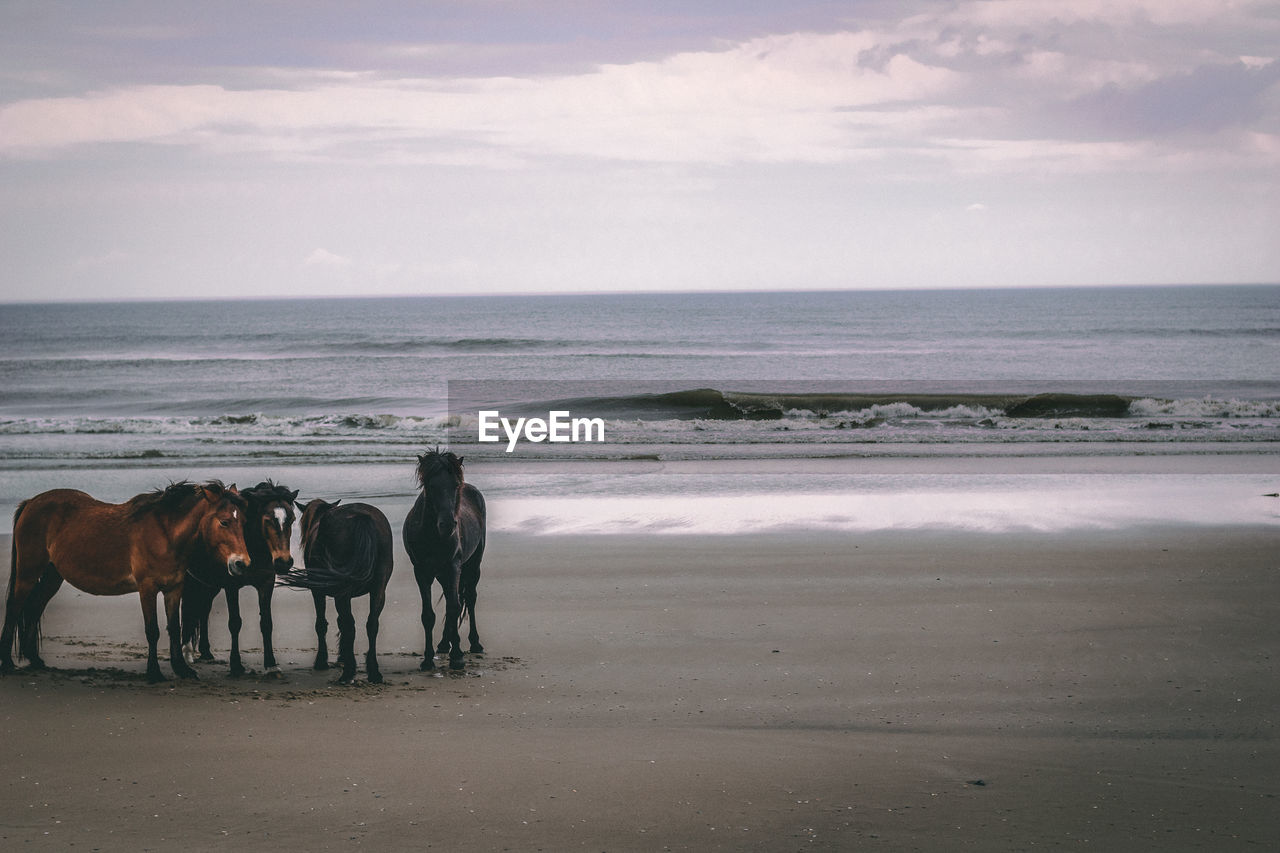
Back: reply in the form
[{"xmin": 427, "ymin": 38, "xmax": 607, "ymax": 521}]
[
  {"xmin": 244, "ymin": 481, "xmax": 300, "ymax": 574},
  {"xmin": 415, "ymin": 449, "xmax": 465, "ymax": 539},
  {"xmin": 197, "ymin": 481, "xmax": 251, "ymax": 577}
]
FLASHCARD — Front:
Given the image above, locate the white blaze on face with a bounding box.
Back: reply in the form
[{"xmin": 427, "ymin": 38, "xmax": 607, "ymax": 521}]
[{"xmin": 274, "ymin": 507, "xmax": 287, "ymax": 528}]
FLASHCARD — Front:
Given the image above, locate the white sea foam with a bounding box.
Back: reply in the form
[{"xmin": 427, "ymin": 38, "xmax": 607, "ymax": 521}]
[{"xmin": 491, "ymin": 478, "xmax": 1280, "ymax": 535}]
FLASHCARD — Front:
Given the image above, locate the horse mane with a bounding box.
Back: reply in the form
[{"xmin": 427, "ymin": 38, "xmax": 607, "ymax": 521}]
[
  {"xmin": 127, "ymin": 480, "xmax": 244, "ymax": 520},
  {"xmin": 415, "ymin": 448, "xmax": 464, "ymax": 488},
  {"xmin": 242, "ymin": 479, "xmax": 296, "ymax": 505}
]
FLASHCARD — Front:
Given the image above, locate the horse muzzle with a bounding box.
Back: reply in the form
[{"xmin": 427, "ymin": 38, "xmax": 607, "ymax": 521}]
[
  {"xmin": 273, "ymin": 555, "xmax": 294, "ymax": 573},
  {"xmin": 227, "ymin": 555, "xmax": 250, "ymax": 577}
]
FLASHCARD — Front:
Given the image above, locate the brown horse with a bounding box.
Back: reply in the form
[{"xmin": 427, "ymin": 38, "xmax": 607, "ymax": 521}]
[
  {"xmin": 2, "ymin": 481, "xmax": 249, "ymax": 682},
  {"xmin": 182, "ymin": 480, "xmax": 298, "ymax": 677}
]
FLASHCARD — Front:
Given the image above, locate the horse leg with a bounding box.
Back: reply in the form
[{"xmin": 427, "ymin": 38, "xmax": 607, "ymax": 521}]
[
  {"xmin": 163, "ymin": 586, "xmax": 198, "ymax": 680},
  {"xmin": 196, "ymin": 588, "xmax": 216, "ymax": 661},
  {"xmin": 2, "ymin": 552, "xmax": 47, "ymax": 673},
  {"xmin": 365, "ymin": 584, "xmax": 387, "ymax": 684},
  {"xmin": 180, "ymin": 584, "xmax": 202, "ymax": 665},
  {"xmin": 443, "ymin": 561, "xmax": 465, "ymax": 671},
  {"xmin": 334, "ymin": 595, "xmax": 357, "ymax": 684},
  {"xmin": 0, "ymin": 585, "xmax": 22, "ymax": 672},
  {"xmin": 225, "ymin": 586, "xmax": 245, "ymax": 677},
  {"xmin": 434, "ymin": 567, "xmax": 452, "ymax": 657},
  {"xmin": 413, "ymin": 566, "xmax": 437, "ymax": 671},
  {"xmin": 180, "ymin": 581, "xmax": 216, "ymax": 665},
  {"xmin": 0, "ymin": 580, "xmax": 27, "ymax": 672},
  {"xmin": 462, "ymin": 555, "xmax": 484, "ymax": 655},
  {"xmin": 18, "ymin": 566, "xmax": 64, "ymax": 669},
  {"xmin": 138, "ymin": 582, "xmax": 165, "ymax": 682},
  {"xmin": 311, "ymin": 590, "xmax": 330, "ymax": 670},
  {"xmin": 257, "ymin": 582, "xmax": 281, "ymax": 677}
]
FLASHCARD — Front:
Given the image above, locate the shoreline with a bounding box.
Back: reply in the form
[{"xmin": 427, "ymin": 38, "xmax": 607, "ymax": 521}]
[{"xmin": 3, "ymin": 525, "xmax": 1278, "ymax": 850}]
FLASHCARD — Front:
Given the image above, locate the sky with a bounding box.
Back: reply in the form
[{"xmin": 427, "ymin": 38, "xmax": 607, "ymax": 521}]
[{"xmin": 1, "ymin": 0, "xmax": 1278, "ymax": 301}]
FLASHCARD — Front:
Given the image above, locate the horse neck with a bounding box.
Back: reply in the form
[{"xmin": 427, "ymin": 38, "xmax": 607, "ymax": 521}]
[
  {"xmin": 301, "ymin": 516, "xmax": 330, "ymax": 565},
  {"xmin": 242, "ymin": 502, "xmax": 271, "ymax": 560},
  {"xmin": 159, "ymin": 497, "xmax": 217, "ymax": 555}
]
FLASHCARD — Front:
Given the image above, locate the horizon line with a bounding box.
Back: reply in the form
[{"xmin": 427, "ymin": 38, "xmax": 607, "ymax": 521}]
[{"xmin": 1, "ymin": 280, "xmax": 1277, "ymax": 307}]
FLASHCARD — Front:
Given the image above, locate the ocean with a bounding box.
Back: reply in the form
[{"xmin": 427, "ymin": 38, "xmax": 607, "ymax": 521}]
[{"xmin": 1, "ymin": 285, "xmax": 1278, "ymax": 533}]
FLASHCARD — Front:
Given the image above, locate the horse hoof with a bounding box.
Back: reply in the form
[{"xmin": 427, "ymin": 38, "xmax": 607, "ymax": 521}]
[
  {"xmin": 420, "ymin": 659, "xmax": 435, "ymax": 671},
  {"xmin": 337, "ymin": 673, "xmax": 355, "ymax": 685},
  {"xmin": 368, "ymin": 671, "xmax": 384, "ymax": 684},
  {"xmin": 449, "ymin": 659, "xmax": 465, "ymax": 672},
  {"xmin": 264, "ymin": 667, "xmax": 284, "ymax": 680},
  {"xmin": 313, "ymin": 660, "xmax": 330, "ymax": 671},
  {"xmin": 469, "ymin": 646, "xmax": 485, "ymax": 656}
]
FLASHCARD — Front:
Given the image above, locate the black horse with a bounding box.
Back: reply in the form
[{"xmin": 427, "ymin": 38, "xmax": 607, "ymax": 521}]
[
  {"xmin": 280, "ymin": 498, "xmax": 394, "ymax": 684},
  {"xmin": 403, "ymin": 450, "xmax": 487, "ymax": 671},
  {"xmin": 181, "ymin": 480, "xmax": 298, "ymax": 677}
]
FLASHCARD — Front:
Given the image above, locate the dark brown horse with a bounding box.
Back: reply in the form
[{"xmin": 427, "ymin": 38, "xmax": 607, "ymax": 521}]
[
  {"xmin": 403, "ymin": 450, "xmax": 486, "ymax": 671},
  {"xmin": 182, "ymin": 481, "xmax": 298, "ymax": 677},
  {"xmin": 2, "ymin": 481, "xmax": 249, "ymax": 682},
  {"xmin": 279, "ymin": 498, "xmax": 393, "ymax": 684}
]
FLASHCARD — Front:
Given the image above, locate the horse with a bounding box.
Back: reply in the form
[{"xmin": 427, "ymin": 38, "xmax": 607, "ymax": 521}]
[
  {"xmin": 2, "ymin": 481, "xmax": 249, "ymax": 683},
  {"xmin": 182, "ymin": 481, "xmax": 299, "ymax": 677},
  {"xmin": 279, "ymin": 498, "xmax": 393, "ymax": 684},
  {"xmin": 403, "ymin": 449, "xmax": 487, "ymax": 672}
]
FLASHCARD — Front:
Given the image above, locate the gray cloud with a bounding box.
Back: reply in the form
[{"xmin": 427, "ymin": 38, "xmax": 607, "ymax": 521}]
[
  {"xmin": 1064, "ymin": 60, "xmax": 1280, "ymax": 138},
  {"xmin": 0, "ymin": 1, "xmax": 1276, "ymax": 300}
]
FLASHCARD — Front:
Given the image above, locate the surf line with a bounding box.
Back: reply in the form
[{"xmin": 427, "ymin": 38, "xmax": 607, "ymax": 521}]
[{"xmin": 477, "ymin": 410, "xmax": 605, "ymax": 453}]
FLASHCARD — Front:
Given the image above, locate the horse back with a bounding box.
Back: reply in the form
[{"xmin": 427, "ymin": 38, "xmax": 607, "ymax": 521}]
[
  {"xmin": 13, "ymin": 489, "xmax": 140, "ymax": 594},
  {"xmin": 321, "ymin": 503, "xmax": 393, "ymax": 566},
  {"xmin": 403, "ymin": 485, "xmax": 486, "ymax": 560},
  {"xmin": 459, "ymin": 484, "xmax": 486, "ymax": 555}
]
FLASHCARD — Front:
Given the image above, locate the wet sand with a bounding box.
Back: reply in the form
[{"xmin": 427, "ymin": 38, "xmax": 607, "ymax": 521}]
[{"xmin": 2, "ymin": 526, "xmax": 1278, "ymax": 851}]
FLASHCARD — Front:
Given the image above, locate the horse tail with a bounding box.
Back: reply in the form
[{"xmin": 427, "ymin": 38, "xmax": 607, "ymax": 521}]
[
  {"xmin": 6, "ymin": 502, "xmax": 24, "ymax": 661},
  {"xmin": 434, "ymin": 573, "xmax": 469, "ymax": 630},
  {"xmin": 279, "ymin": 515, "xmax": 377, "ymax": 596},
  {"xmin": 9, "ymin": 500, "xmax": 40, "ymax": 662},
  {"xmin": 5, "ymin": 502, "xmax": 22, "ymax": 608}
]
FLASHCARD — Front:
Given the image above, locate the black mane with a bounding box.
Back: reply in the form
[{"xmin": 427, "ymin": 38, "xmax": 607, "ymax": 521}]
[
  {"xmin": 415, "ymin": 449, "xmax": 464, "ymax": 488},
  {"xmin": 127, "ymin": 480, "xmax": 244, "ymax": 520},
  {"xmin": 242, "ymin": 479, "xmax": 296, "ymax": 506}
]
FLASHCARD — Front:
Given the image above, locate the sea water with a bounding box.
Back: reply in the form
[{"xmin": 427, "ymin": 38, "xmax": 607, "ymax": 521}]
[{"xmin": 1, "ymin": 285, "xmax": 1277, "ymax": 532}]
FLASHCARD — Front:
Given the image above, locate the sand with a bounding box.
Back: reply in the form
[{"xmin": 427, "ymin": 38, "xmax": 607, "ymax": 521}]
[{"xmin": 1, "ymin": 525, "xmax": 1278, "ymax": 851}]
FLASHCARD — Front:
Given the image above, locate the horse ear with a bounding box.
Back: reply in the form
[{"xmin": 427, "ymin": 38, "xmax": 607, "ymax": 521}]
[
  {"xmin": 289, "ymin": 490, "xmax": 300, "ymax": 502},
  {"xmin": 227, "ymin": 483, "xmax": 237, "ymax": 493},
  {"xmin": 200, "ymin": 482, "xmax": 223, "ymax": 502},
  {"xmin": 331, "ymin": 499, "xmax": 342, "ymax": 509}
]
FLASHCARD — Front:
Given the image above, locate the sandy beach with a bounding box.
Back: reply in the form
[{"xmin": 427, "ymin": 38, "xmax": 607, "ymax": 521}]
[{"xmin": 1, "ymin": 524, "xmax": 1276, "ymax": 851}]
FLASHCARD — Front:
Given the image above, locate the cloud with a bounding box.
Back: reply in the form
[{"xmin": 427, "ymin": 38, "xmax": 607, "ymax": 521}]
[
  {"xmin": 1065, "ymin": 60, "xmax": 1280, "ymax": 137},
  {"xmin": 303, "ymin": 248, "xmax": 352, "ymax": 267},
  {"xmin": 0, "ymin": 1, "xmax": 1276, "ymax": 177}
]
